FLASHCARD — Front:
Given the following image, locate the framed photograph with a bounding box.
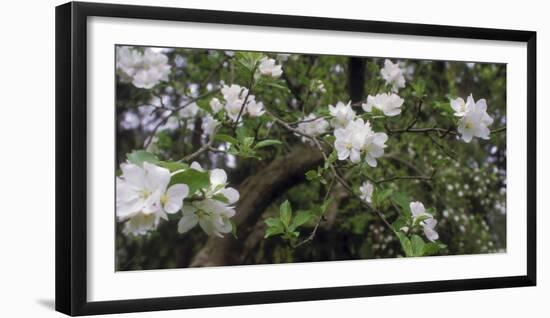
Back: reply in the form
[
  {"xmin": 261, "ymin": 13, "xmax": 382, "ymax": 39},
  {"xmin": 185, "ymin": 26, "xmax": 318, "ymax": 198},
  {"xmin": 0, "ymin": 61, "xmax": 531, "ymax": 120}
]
[{"xmin": 55, "ymin": 1, "xmax": 536, "ymax": 316}]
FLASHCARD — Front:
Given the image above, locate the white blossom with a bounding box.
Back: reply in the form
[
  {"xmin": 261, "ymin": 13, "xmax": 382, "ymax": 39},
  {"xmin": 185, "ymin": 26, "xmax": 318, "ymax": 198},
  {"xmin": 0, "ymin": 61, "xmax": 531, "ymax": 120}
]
[
  {"xmin": 116, "ymin": 46, "xmax": 171, "ymax": 89},
  {"xmin": 116, "ymin": 162, "xmax": 168, "ymax": 220},
  {"xmin": 123, "ymin": 212, "xmax": 161, "ymax": 236},
  {"xmin": 190, "ymin": 162, "xmax": 240, "ymax": 204},
  {"xmin": 225, "ymin": 98, "xmax": 246, "ymax": 122},
  {"xmin": 201, "ymin": 115, "xmax": 219, "ymax": 136},
  {"xmin": 450, "ymin": 96, "xmax": 472, "ymax": 117},
  {"xmin": 216, "ymin": 84, "xmax": 266, "ymax": 121},
  {"xmin": 333, "ymin": 118, "xmax": 388, "ymax": 167},
  {"xmin": 209, "ymin": 97, "xmax": 224, "ymax": 114},
  {"xmin": 222, "ymin": 84, "xmax": 248, "ymax": 103},
  {"xmin": 329, "ymin": 101, "xmax": 356, "ymax": 128},
  {"xmin": 455, "ymin": 95, "xmax": 494, "ymax": 143},
  {"xmin": 178, "ymin": 199, "xmax": 236, "ymax": 237},
  {"xmin": 246, "ymin": 99, "xmax": 265, "ymax": 117},
  {"xmin": 410, "ymin": 201, "xmax": 439, "ymax": 242},
  {"xmin": 296, "ymin": 114, "xmax": 329, "ymax": 143},
  {"xmin": 362, "ymin": 128, "xmax": 388, "ymax": 167},
  {"xmin": 178, "ymin": 102, "xmax": 200, "ymax": 119},
  {"xmin": 380, "ymin": 59, "xmax": 406, "ymax": 92},
  {"xmin": 219, "ymin": 84, "xmax": 261, "ymax": 122},
  {"xmin": 116, "ymin": 162, "xmax": 189, "ymax": 236},
  {"xmin": 362, "ymin": 93, "xmax": 404, "ymax": 117},
  {"xmin": 314, "ymin": 80, "xmax": 327, "ymax": 93},
  {"xmin": 178, "ymin": 163, "xmax": 239, "ymax": 237},
  {"xmin": 334, "ymin": 118, "xmax": 367, "ymax": 163},
  {"xmin": 258, "ymin": 57, "xmax": 283, "ymax": 78},
  {"xmin": 359, "ymin": 181, "xmax": 374, "ymax": 203}
]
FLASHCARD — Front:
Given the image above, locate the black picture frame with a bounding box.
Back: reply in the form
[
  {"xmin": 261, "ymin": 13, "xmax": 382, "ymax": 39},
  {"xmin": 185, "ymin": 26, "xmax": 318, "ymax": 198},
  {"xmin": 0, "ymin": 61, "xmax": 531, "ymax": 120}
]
[{"xmin": 55, "ymin": 1, "xmax": 537, "ymax": 316}]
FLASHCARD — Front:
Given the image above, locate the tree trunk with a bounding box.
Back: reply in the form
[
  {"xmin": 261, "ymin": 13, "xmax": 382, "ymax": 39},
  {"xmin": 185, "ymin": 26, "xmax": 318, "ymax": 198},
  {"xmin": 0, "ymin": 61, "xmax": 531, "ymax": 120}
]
[{"xmin": 189, "ymin": 145, "xmax": 324, "ymax": 267}]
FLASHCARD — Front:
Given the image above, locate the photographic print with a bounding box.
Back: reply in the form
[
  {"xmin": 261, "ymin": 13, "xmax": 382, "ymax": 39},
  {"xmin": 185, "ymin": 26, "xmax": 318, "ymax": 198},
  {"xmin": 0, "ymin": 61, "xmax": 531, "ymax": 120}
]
[{"xmin": 114, "ymin": 45, "xmax": 507, "ymax": 271}]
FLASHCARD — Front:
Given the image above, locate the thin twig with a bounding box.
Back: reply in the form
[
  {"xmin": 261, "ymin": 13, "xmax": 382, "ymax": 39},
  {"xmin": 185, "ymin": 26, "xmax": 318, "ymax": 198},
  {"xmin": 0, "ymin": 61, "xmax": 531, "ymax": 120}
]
[
  {"xmin": 144, "ymin": 89, "xmax": 220, "ymax": 148},
  {"xmin": 181, "ymin": 128, "xmax": 219, "ymax": 162},
  {"xmin": 232, "ymin": 65, "xmax": 257, "ymax": 130},
  {"xmin": 293, "ymin": 177, "xmax": 335, "ymax": 248},
  {"xmin": 427, "ymin": 132, "xmax": 458, "ymax": 162},
  {"xmin": 405, "ymin": 99, "xmax": 423, "ymax": 130}
]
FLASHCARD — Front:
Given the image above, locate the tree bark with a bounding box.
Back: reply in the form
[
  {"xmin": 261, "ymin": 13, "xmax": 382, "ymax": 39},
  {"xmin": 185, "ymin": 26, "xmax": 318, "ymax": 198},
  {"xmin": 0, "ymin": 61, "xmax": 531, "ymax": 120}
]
[{"xmin": 189, "ymin": 145, "xmax": 324, "ymax": 267}]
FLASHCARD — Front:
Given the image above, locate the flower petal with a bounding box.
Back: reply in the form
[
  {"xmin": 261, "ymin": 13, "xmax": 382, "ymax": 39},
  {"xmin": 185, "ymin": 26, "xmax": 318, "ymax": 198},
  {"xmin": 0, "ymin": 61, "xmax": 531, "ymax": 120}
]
[
  {"xmin": 164, "ymin": 184, "xmax": 189, "ymax": 213},
  {"xmin": 210, "ymin": 168, "xmax": 227, "ymax": 186},
  {"xmin": 410, "ymin": 201, "xmax": 425, "ymax": 218},
  {"xmin": 177, "ymin": 212, "xmax": 199, "ymax": 233},
  {"xmin": 220, "ymin": 187, "xmax": 240, "ymax": 204}
]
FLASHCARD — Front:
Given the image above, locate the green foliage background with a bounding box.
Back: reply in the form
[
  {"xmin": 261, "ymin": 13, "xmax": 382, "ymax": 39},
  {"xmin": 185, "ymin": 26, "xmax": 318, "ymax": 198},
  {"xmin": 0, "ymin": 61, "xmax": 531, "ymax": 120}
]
[{"xmin": 116, "ymin": 47, "xmax": 506, "ymax": 270}]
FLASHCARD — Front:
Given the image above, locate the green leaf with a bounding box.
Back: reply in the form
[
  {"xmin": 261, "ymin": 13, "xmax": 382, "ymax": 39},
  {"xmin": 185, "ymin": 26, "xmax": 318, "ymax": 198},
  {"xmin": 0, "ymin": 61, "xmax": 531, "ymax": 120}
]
[
  {"xmin": 196, "ymin": 99, "xmax": 213, "ymax": 114},
  {"xmin": 254, "ymin": 139, "xmax": 282, "ymax": 149},
  {"xmin": 170, "ymin": 169, "xmax": 210, "ymax": 195},
  {"xmin": 242, "ymin": 136, "xmax": 255, "ymax": 149},
  {"xmin": 375, "ymin": 188, "xmax": 393, "ymax": 205},
  {"xmin": 265, "ymin": 81, "xmax": 291, "ymax": 93},
  {"xmin": 412, "ymin": 80, "xmax": 426, "ymax": 97},
  {"xmin": 411, "ymin": 234, "xmax": 426, "ymax": 257},
  {"xmin": 215, "ymin": 134, "xmax": 239, "ymax": 145},
  {"xmin": 327, "ymin": 150, "xmax": 338, "ymax": 164},
  {"xmin": 323, "ymin": 134, "xmax": 336, "ymax": 144},
  {"xmin": 393, "ymin": 192, "xmax": 411, "ymax": 216},
  {"xmin": 392, "ymin": 216, "xmax": 409, "ymax": 233},
  {"xmin": 157, "ymin": 161, "xmax": 188, "ymax": 172},
  {"xmin": 280, "ymin": 200, "xmax": 292, "ymax": 228},
  {"xmin": 422, "ymin": 242, "xmax": 445, "ymax": 256},
  {"xmin": 212, "ymin": 193, "xmax": 230, "ymax": 204},
  {"xmin": 305, "ymin": 170, "xmax": 319, "ymax": 181},
  {"xmin": 230, "ymin": 220, "xmax": 238, "ymax": 239},
  {"xmin": 126, "ymin": 150, "xmax": 159, "ymax": 166},
  {"xmin": 289, "ymin": 211, "xmax": 312, "ymax": 231},
  {"xmin": 264, "ymin": 226, "xmax": 284, "ymax": 239},
  {"xmin": 396, "ymin": 232, "xmax": 413, "ymax": 257},
  {"xmin": 265, "ymin": 217, "xmax": 283, "ymax": 228}
]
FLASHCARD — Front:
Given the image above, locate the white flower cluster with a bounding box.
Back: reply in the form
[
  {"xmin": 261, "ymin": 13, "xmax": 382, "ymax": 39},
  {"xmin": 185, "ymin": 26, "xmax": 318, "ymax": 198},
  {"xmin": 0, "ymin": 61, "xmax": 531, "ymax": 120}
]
[
  {"xmin": 116, "ymin": 161, "xmax": 239, "ymax": 237},
  {"xmin": 210, "ymin": 84, "xmax": 265, "ymax": 122},
  {"xmin": 359, "ymin": 181, "xmax": 374, "ymax": 203},
  {"xmin": 334, "ymin": 118, "xmax": 388, "ymax": 167},
  {"xmin": 178, "ymin": 162, "xmax": 240, "ymax": 237},
  {"xmin": 328, "ymin": 101, "xmax": 355, "ymax": 128},
  {"xmin": 380, "ymin": 59, "xmax": 406, "ymax": 92},
  {"xmin": 258, "ymin": 57, "xmax": 283, "ymax": 78},
  {"xmin": 116, "ymin": 46, "xmax": 171, "ymax": 89},
  {"xmin": 295, "ymin": 114, "xmax": 330, "ymax": 143},
  {"xmin": 451, "ymin": 94, "xmax": 494, "ymax": 143},
  {"xmin": 116, "ymin": 162, "xmax": 189, "ymax": 236},
  {"xmin": 410, "ymin": 201, "xmax": 439, "ymax": 242},
  {"xmin": 362, "ymin": 93, "xmax": 405, "ymax": 117},
  {"xmin": 314, "ymin": 80, "xmax": 327, "ymax": 94}
]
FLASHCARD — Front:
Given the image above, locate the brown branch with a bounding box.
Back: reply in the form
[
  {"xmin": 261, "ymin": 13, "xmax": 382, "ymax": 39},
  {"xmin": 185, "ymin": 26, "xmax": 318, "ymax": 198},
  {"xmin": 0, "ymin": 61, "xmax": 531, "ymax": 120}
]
[
  {"xmin": 374, "ymin": 171, "xmax": 436, "ymax": 184},
  {"xmin": 232, "ymin": 65, "xmax": 257, "ymax": 130},
  {"xmin": 189, "ymin": 146, "xmax": 324, "ymax": 267},
  {"xmin": 181, "ymin": 129, "xmax": 219, "ymax": 162},
  {"xmin": 387, "ymin": 125, "xmax": 506, "ymax": 137},
  {"xmin": 405, "ymin": 99, "xmax": 423, "ymax": 130}
]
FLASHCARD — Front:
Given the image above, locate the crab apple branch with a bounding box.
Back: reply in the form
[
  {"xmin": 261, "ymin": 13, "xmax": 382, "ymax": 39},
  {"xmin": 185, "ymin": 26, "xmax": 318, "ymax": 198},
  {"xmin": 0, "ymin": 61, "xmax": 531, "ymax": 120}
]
[{"xmin": 144, "ymin": 88, "xmax": 221, "ymax": 148}]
